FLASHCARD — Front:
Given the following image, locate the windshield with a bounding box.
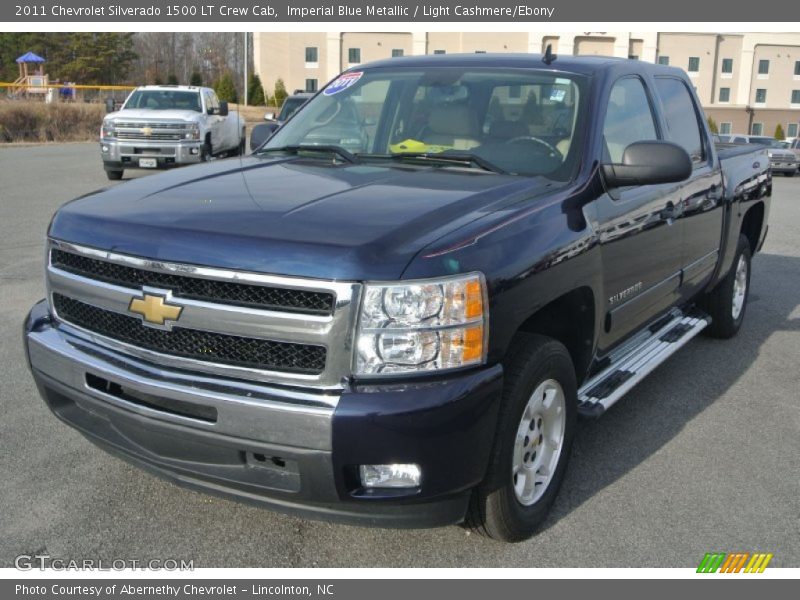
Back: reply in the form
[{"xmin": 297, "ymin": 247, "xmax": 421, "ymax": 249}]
[
  {"xmin": 263, "ymin": 67, "xmax": 586, "ymax": 179},
  {"xmin": 124, "ymin": 90, "xmax": 202, "ymax": 112},
  {"xmin": 748, "ymin": 136, "xmax": 784, "ymax": 148},
  {"xmin": 279, "ymin": 96, "xmax": 308, "ymax": 121}
]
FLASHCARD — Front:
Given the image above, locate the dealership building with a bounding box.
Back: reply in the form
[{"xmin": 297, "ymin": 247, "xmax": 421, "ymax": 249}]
[{"xmin": 253, "ymin": 32, "xmax": 800, "ymax": 138}]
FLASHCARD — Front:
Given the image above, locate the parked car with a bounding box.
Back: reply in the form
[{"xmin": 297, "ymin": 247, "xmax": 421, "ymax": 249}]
[
  {"xmin": 726, "ymin": 133, "xmax": 797, "ymax": 175},
  {"xmin": 25, "ymin": 54, "xmax": 770, "ymax": 542},
  {"xmin": 786, "ymin": 138, "xmax": 800, "ymax": 164},
  {"xmin": 100, "ymin": 85, "xmax": 246, "ymax": 180},
  {"xmin": 265, "ymin": 92, "xmax": 313, "ymax": 125}
]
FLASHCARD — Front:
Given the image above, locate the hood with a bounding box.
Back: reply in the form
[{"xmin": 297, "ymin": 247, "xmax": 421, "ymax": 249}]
[
  {"xmin": 50, "ymin": 156, "xmax": 557, "ymax": 280},
  {"xmin": 107, "ymin": 108, "xmax": 202, "ymax": 122}
]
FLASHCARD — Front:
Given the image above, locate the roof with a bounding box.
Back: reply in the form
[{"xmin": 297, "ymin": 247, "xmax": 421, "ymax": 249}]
[
  {"xmin": 16, "ymin": 51, "xmax": 45, "ymax": 63},
  {"xmin": 135, "ymin": 85, "xmax": 203, "ymax": 92},
  {"xmin": 352, "ymin": 52, "xmax": 683, "ymax": 78}
]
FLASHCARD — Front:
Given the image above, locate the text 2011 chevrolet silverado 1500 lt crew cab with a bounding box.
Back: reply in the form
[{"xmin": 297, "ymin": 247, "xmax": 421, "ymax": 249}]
[{"xmin": 25, "ymin": 54, "xmax": 770, "ymax": 542}]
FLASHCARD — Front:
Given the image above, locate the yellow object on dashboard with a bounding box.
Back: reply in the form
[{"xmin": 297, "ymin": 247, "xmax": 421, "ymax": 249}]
[{"xmin": 389, "ymin": 139, "xmax": 453, "ymax": 154}]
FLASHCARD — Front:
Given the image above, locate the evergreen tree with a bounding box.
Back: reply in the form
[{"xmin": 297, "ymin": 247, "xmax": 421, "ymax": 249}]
[
  {"xmin": 247, "ymin": 73, "xmax": 266, "ymax": 106},
  {"xmin": 214, "ymin": 71, "xmax": 238, "ymax": 103},
  {"xmin": 166, "ymin": 73, "xmax": 179, "ymax": 85},
  {"xmin": 707, "ymin": 117, "xmax": 719, "ymax": 134},
  {"xmin": 273, "ymin": 78, "xmax": 288, "ymax": 107},
  {"xmin": 774, "ymin": 123, "xmax": 785, "ymax": 140},
  {"xmin": 189, "ymin": 70, "xmax": 203, "ymax": 86}
]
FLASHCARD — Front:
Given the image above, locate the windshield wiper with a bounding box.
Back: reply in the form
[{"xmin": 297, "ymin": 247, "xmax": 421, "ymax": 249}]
[
  {"xmin": 257, "ymin": 144, "xmax": 357, "ymax": 163},
  {"xmin": 381, "ymin": 151, "xmax": 506, "ymax": 174}
]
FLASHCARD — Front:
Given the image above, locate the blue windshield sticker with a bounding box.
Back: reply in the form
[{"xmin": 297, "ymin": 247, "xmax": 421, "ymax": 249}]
[{"xmin": 323, "ymin": 71, "xmax": 363, "ymax": 96}]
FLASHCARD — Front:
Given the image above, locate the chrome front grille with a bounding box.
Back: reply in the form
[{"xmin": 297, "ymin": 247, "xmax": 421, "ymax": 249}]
[
  {"xmin": 113, "ymin": 121, "xmax": 190, "ymax": 142},
  {"xmin": 46, "ymin": 240, "xmax": 361, "ymax": 389}
]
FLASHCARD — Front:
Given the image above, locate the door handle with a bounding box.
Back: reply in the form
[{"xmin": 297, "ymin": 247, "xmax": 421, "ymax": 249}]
[{"xmin": 660, "ymin": 201, "xmax": 678, "ymax": 221}]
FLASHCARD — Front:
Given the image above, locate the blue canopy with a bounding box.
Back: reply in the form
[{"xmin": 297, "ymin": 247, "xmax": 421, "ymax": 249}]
[{"xmin": 16, "ymin": 51, "xmax": 45, "ymax": 63}]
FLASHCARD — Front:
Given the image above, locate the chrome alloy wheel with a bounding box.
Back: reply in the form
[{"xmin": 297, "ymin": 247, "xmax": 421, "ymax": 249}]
[
  {"xmin": 512, "ymin": 379, "xmax": 566, "ymax": 506},
  {"xmin": 732, "ymin": 254, "xmax": 748, "ymax": 320}
]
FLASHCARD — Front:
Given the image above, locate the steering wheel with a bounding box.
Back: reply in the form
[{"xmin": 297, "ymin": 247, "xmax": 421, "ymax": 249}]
[{"xmin": 506, "ymin": 135, "xmax": 562, "ymax": 160}]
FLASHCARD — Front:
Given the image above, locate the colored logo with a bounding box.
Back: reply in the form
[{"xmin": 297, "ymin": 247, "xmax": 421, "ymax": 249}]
[
  {"xmin": 129, "ymin": 292, "xmax": 183, "ymax": 328},
  {"xmin": 697, "ymin": 552, "xmax": 773, "ymax": 573},
  {"xmin": 323, "ymin": 71, "xmax": 363, "ymax": 96}
]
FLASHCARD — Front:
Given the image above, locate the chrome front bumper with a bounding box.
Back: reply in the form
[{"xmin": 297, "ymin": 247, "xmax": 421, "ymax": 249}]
[{"xmin": 100, "ymin": 139, "xmax": 203, "ymax": 166}]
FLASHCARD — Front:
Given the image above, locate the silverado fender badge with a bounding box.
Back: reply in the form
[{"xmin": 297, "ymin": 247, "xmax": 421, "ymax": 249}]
[
  {"xmin": 128, "ymin": 291, "xmax": 183, "ymax": 328},
  {"xmin": 609, "ymin": 282, "xmax": 643, "ymax": 305}
]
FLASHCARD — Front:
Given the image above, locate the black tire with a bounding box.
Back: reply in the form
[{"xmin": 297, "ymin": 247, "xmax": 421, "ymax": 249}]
[
  {"xmin": 467, "ymin": 334, "xmax": 577, "ymax": 542},
  {"xmin": 105, "ymin": 169, "xmax": 123, "ymax": 181},
  {"xmin": 199, "ymin": 140, "xmax": 211, "ymax": 162},
  {"xmin": 700, "ymin": 234, "xmax": 752, "ymax": 339}
]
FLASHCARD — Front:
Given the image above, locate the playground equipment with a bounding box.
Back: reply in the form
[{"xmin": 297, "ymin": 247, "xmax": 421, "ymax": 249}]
[{"xmin": 11, "ymin": 51, "xmax": 48, "ymax": 97}]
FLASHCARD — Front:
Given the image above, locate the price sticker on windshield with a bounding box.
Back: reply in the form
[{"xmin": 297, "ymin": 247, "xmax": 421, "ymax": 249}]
[{"xmin": 323, "ymin": 71, "xmax": 363, "ymax": 96}]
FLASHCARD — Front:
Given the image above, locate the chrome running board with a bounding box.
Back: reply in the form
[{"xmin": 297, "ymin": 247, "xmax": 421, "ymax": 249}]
[{"xmin": 577, "ymin": 308, "xmax": 710, "ymax": 417}]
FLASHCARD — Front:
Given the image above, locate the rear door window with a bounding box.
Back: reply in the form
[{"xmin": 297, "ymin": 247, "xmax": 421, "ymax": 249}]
[
  {"xmin": 654, "ymin": 77, "xmax": 706, "ymax": 163},
  {"xmin": 602, "ymin": 77, "xmax": 659, "ymax": 163}
]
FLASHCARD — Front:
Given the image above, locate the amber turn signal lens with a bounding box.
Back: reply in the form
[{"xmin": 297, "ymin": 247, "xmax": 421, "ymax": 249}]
[{"xmin": 465, "ymin": 279, "xmax": 484, "ymax": 320}]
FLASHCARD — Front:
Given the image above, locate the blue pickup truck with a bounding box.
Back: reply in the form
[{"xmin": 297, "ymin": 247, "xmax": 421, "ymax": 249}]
[{"xmin": 24, "ymin": 53, "xmax": 770, "ymax": 542}]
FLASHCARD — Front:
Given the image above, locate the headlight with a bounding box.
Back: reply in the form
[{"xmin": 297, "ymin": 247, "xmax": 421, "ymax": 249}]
[
  {"xmin": 100, "ymin": 120, "xmax": 115, "ymax": 139},
  {"xmin": 354, "ymin": 273, "xmax": 488, "ymax": 376},
  {"xmin": 184, "ymin": 123, "xmax": 200, "ymax": 140}
]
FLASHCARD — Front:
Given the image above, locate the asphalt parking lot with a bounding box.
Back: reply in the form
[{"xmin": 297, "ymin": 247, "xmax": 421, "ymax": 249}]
[{"xmin": 1, "ymin": 143, "xmax": 798, "ymax": 568}]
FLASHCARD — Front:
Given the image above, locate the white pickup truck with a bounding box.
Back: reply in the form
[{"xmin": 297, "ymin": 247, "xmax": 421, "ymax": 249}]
[{"xmin": 99, "ymin": 85, "xmax": 246, "ymax": 180}]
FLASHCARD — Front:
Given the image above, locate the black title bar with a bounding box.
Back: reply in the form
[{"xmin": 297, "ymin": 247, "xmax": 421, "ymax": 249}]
[{"xmin": 3, "ymin": 0, "xmax": 799, "ymax": 22}]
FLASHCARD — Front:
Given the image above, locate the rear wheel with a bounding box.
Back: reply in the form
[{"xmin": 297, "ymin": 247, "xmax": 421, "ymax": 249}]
[
  {"xmin": 104, "ymin": 169, "xmax": 123, "ymax": 181},
  {"xmin": 700, "ymin": 234, "xmax": 752, "ymax": 339},
  {"xmin": 467, "ymin": 334, "xmax": 576, "ymax": 542}
]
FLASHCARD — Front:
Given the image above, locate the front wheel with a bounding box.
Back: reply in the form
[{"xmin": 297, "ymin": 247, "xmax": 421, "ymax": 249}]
[
  {"xmin": 700, "ymin": 234, "xmax": 752, "ymax": 338},
  {"xmin": 467, "ymin": 334, "xmax": 576, "ymax": 542},
  {"xmin": 104, "ymin": 169, "xmax": 123, "ymax": 181}
]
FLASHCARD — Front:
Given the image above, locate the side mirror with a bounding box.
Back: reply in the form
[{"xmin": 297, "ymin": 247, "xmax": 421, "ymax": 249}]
[
  {"xmin": 250, "ymin": 122, "xmax": 280, "ymax": 151},
  {"xmin": 602, "ymin": 141, "xmax": 692, "ymax": 188},
  {"xmin": 218, "ymin": 101, "xmax": 229, "ymax": 117},
  {"xmin": 264, "ymin": 112, "xmax": 275, "ymax": 121}
]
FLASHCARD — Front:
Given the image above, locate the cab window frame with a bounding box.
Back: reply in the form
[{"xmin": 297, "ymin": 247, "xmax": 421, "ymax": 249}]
[{"xmin": 653, "ymin": 75, "xmax": 711, "ymax": 168}]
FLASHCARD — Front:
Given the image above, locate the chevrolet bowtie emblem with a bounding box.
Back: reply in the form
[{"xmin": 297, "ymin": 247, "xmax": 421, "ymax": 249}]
[
  {"xmin": 141, "ymin": 126, "xmax": 153, "ymax": 137},
  {"xmin": 129, "ymin": 293, "xmax": 183, "ymax": 326}
]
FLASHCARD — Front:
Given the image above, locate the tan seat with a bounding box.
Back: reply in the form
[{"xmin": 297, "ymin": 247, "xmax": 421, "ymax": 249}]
[{"xmin": 425, "ymin": 105, "xmax": 481, "ymax": 150}]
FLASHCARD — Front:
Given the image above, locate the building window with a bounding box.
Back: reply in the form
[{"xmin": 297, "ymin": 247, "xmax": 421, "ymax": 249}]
[
  {"xmin": 721, "ymin": 58, "xmax": 733, "ymax": 73},
  {"xmin": 305, "ymin": 79, "xmax": 318, "ymax": 93},
  {"xmin": 348, "ymin": 48, "xmax": 361, "ymax": 64},
  {"xmin": 755, "ymin": 88, "xmax": 767, "ymax": 104},
  {"xmin": 719, "ymin": 122, "xmax": 732, "ymax": 135},
  {"xmin": 433, "ymin": 49, "xmax": 446, "ymax": 55},
  {"xmin": 758, "ymin": 59, "xmax": 770, "ymax": 75},
  {"xmin": 718, "ymin": 87, "xmax": 730, "ymax": 103},
  {"xmin": 305, "ymin": 47, "xmax": 318, "ymax": 63},
  {"xmin": 688, "ymin": 57, "xmax": 700, "ymax": 72},
  {"xmin": 792, "ymin": 90, "xmax": 800, "ymax": 104},
  {"xmin": 657, "ymin": 56, "xmax": 669, "ymax": 65},
  {"xmin": 788, "ymin": 123, "xmax": 799, "ymax": 138},
  {"xmin": 391, "ymin": 49, "xmax": 403, "ymax": 57},
  {"xmin": 751, "ymin": 122, "xmax": 763, "ymax": 135},
  {"xmin": 795, "ymin": 61, "xmax": 800, "ymax": 76}
]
